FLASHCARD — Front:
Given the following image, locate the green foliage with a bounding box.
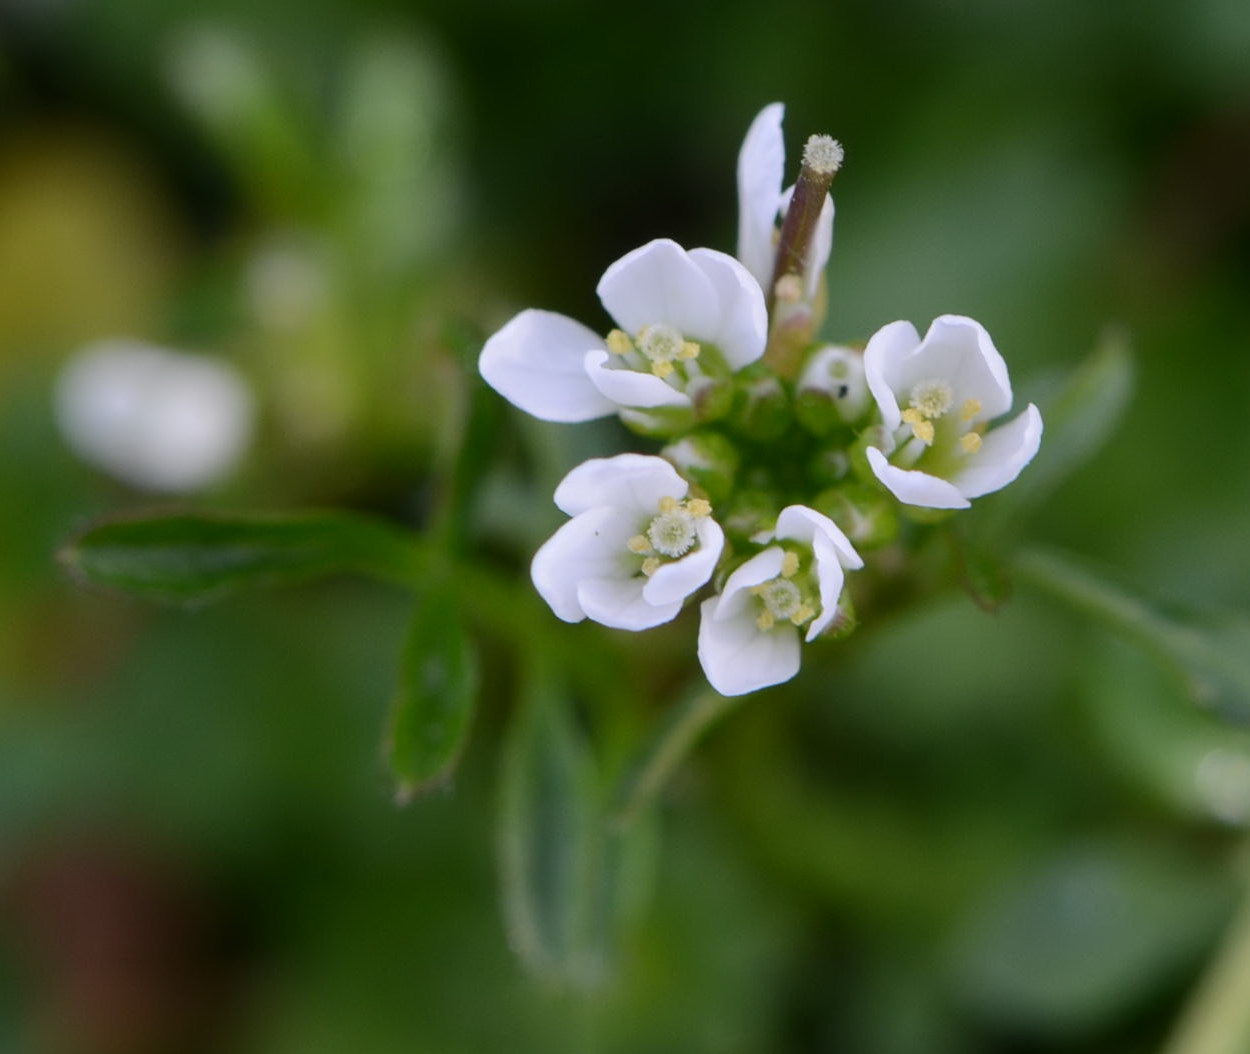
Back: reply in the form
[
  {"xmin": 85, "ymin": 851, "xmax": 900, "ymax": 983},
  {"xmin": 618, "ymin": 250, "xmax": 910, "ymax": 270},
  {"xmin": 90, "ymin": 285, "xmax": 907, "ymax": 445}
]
[{"xmin": 60, "ymin": 510, "xmax": 423, "ymax": 605}]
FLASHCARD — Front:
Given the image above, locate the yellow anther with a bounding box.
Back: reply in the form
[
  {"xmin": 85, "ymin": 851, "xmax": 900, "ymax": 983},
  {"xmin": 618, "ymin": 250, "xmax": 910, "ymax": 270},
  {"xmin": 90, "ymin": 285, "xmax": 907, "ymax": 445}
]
[
  {"xmin": 780, "ymin": 552, "xmax": 800, "ymax": 578},
  {"xmin": 960, "ymin": 432, "xmax": 983, "ymax": 454},
  {"xmin": 901, "ymin": 408, "xmax": 935, "ymax": 444},
  {"xmin": 606, "ymin": 329, "xmax": 633, "ymax": 355},
  {"xmin": 790, "ymin": 604, "xmax": 815, "ymax": 626},
  {"xmin": 641, "ymin": 557, "xmax": 661, "ymax": 577},
  {"xmin": 651, "ymin": 360, "xmax": 675, "ymax": 378},
  {"xmin": 678, "ymin": 341, "xmax": 701, "ymax": 360},
  {"xmin": 685, "ymin": 498, "xmax": 711, "ymax": 519},
  {"xmin": 960, "ymin": 397, "xmax": 982, "ymax": 422},
  {"xmin": 658, "ymin": 496, "xmax": 679, "ymax": 513},
  {"xmin": 756, "ymin": 610, "xmax": 775, "ymax": 631},
  {"xmin": 627, "ymin": 535, "xmax": 650, "ymax": 554}
]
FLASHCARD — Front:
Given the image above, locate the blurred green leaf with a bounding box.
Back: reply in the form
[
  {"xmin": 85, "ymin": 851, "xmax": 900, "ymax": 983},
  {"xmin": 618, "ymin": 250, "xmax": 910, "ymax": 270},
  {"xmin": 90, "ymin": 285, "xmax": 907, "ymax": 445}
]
[
  {"xmin": 498, "ymin": 673, "xmax": 652, "ymax": 989},
  {"xmin": 60, "ymin": 510, "xmax": 423, "ymax": 605},
  {"xmin": 387, "ymin": 589, "xmax": 478, "ymax": 801},
  {"xmin": 946, "ymin": 841, "xmax": 1232, "ymax": 1037},
  {"xmin": 1018, "ymin": 547, "xmax": 1250, "ymax": 722},
  {"xmin": 976, "ymin": 328, "xmax": 1133, "ymax": 542}
]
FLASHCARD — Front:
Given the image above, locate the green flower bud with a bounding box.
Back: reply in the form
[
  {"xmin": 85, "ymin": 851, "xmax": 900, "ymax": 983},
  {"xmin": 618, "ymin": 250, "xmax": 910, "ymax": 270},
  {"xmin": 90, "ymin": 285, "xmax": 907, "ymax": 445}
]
[
  {"xmin": 661, "ymin": 430, "xmax": 741, "ymax": 505},
  {"xmin": 808, "ymin": 445, "xmax": 851, "ymax": 489},
  {"xmin": 730, "ymin": 363, "xmax": 790, "ymax": 442},
  {"xmin": 811, "ymin": 483, "xmax": 899, "ymax": 550},
  {"xmin": 722, "ymin": 487, "xmax": 782, "ymax": 542},
  {"xmin": 618, "ymin": 404, "xmax": 696, "ymax": 439},
  {"xmin": 821, "ymin": 589, "xmax": 857, "ymax": 641},
  {"xmin": 794, "ymin": 344, "xmax": 870, "ymax": 436},
  {"xmin": 689, "ymin": 373, "xmax": 734, "ymax": 424}
]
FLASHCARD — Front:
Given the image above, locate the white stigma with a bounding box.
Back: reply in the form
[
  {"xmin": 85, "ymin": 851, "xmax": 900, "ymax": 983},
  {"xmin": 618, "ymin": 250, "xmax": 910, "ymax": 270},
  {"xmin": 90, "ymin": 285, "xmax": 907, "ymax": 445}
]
[
  {"xmin": 647, "ymin": 509, "xmax": 698, "ymax": 558},
  {"xmin": 637, "ymin": 324, "xmax": 684, "ymax": 365},
  {"xmin": 803, "ymin": 135, "xmax": 844, "ymax": 176},
  {"xmin": 760, "ymin": 578, "xmax": 802, "ymax": 620},
  {"xmin": 908, "ymin": 379, "xmax": 954, "ymax": 419}
]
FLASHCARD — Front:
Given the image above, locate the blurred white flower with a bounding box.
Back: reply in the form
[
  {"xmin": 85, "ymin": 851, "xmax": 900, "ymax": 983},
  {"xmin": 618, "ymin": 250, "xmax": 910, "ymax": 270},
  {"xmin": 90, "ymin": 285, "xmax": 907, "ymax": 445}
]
[
  {"xmin": 863, "ymin": 315, "xmax": 1043, "ymax": 509},
  {"xmin": 478, "ymin": 238, "xmax": 767, "ymax": 423},
  {"xmin": 698, "ymin": 506, "xmax": 861, "ymax": 696},
  {"xmin": 55, "ymin": 339, "xmax": 255, "ymax": 493},
  {"xmin": 736, "ymin": 102, "xmax": 835, "ymax": 300},
  {"xmin": 531, "ymin": 454, "xmax": 724, "ymax": 631}
]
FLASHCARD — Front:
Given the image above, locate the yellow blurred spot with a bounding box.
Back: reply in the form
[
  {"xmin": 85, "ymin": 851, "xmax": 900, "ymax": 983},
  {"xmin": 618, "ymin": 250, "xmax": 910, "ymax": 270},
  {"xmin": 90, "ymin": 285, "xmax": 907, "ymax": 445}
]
[{"xmin": 960, "ymin": 432, "xmax": 982, "ymax": 454}]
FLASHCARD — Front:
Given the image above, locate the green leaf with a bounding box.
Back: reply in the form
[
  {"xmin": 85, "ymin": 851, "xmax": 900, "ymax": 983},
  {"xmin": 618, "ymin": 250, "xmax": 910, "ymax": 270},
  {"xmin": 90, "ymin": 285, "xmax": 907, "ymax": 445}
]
[
  {"xmin": 60, "ymin": 510, "xmax": 424, "ymax": 605},
  {"xmin": 976, "ymin": 328, "xmax": 1133, "ymax": 542},
  {"xmin": 1017, "ymin": 547, "xmax": 1250, "ymax": 722},
  {"xmin": 498, "ymin": 673, "xmax": 652, "ymax": 989},
  {"xmin": 387, "ymin": 591, "xmax": 478, "ymax": 801}
]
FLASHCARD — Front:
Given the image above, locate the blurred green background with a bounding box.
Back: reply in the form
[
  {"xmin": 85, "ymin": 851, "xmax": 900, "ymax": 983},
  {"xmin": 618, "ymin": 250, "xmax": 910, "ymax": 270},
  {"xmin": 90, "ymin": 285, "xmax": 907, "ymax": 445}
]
[{"xmin": 2, "ymin": 0, "xmax": 1250, "ymax": 1051}]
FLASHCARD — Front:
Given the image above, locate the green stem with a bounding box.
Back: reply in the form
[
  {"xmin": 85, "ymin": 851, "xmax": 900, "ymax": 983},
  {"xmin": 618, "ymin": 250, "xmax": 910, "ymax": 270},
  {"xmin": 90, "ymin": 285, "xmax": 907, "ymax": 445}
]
[
  {"xmin": 611, "ymin": 688, "xmax": 739, "ymax": 828},
  {"xmin": 1162, "ymin": 863, "xmax": 1250, "ymax": 1054}
]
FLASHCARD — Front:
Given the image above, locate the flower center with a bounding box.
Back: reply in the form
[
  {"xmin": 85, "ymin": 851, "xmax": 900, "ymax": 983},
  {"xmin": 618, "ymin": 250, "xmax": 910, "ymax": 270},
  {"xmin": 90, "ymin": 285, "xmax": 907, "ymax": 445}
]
[
  {"xmin": 898, "ymin": 378, "xmax": 984, "ymax": 452},
  {"xmin": 627, "ymin": 495, "xmax": 712, "ymax": 576},
  {"xmin": 606, "ymin": 325, "xmax": 701, "ymax": 379},
  {"xmin": 749, "ymin": 550, "xmax": 817, "ymax": 631}
]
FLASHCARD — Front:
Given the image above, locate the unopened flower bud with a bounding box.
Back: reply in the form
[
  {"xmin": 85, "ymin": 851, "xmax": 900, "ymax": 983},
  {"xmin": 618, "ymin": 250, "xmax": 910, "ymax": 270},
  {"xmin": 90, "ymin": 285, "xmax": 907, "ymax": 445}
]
[
  {"xmin": 722, "ymin": 487, "xmax": 782, "ymax": 542},
  {"xmin": 661, "ymin": 430, "xmax": 740, "ymax": 505},
  {"xmin": 795, "ymin": 344, "xmax": 870, "ymax": 435},
  {"xmin": 730, "ymin": 363, "xmax": 790, "ymax": 442},
  {"xmin": 821, "ymin": 589, "xmax": 857, "ymax": 641},
  {"xmin": 811, "ymin": 483, "xmax": 899, "ymax": 550},
  {"xmin": 688, "ymin": 373, "xmax": 734, "ymax": 424},
  {"xmin": 618, "ymin": 404, "xmax": 697, "ymax": 439},
  {"xmin": 808, "ymin": 445, "xmax": 851, "ymax": 488}
]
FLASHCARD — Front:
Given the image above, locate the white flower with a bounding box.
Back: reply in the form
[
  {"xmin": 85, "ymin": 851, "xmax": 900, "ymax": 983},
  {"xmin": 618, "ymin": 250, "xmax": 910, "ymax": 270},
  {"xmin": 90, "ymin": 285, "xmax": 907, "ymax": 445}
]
[
  {"xmin": 698, "ymin": 506, "xmax": 862, "ymax": 696},
  {"xmin": 862, "ymin": 315, "xmax": 1043, "ymax": 510},
  {"xmin": 55, "ymin": 339, "xmax": 255, "ymax": 493},
  {"xmin": 531, "ymin": 454, "xmax": 725, "ymax": 631},
  {"xmin": 478, "ymin": 238, "xmax": 767, "ymax": 423},
  {"xmin": 736, "ymin": 102, "xmax": 835, "ymax": 300}
]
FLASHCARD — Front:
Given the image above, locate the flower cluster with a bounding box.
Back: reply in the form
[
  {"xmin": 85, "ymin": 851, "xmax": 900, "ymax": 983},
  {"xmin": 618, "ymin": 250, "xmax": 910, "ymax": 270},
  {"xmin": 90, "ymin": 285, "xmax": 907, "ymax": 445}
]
[{"xmin": 480, "ymin": 104, "xmax": 1042, "ymax": 695}]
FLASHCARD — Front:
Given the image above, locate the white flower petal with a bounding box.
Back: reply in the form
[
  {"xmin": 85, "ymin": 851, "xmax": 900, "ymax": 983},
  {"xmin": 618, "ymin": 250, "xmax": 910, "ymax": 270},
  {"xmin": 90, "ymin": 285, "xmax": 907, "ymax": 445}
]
[
  {"xmin": 714, "ymin": 546, "xmax": 787, "ymax": 623},
  {"xmin": 553, "ymin": 453, "xmax": 687, "ymax": 517},
  {"xmin": 736, "ymin": 102, "xmax": 785, "ymax": 291},
  {"xmin": 866, "ymin": 446, "xmax": 971, "ymax": 509},
  {"xmin": 807, "ymin": 193, "xmax": 835, "ymax": 300},
  {"xmin": 478, "ymin": 309, "xmax": 614, "ymax": 423},
  {"xmin": 687, "ymin": 248, "xmax": 769, "ymax": 370},
  {"xmin": 951, "ymin": 403, "xmax": 1044, "ymax": 499},
  {"xmin": 863, "ymin": 319, "xmax": 921, "ymax": 431},
  {"xmin": 698, "ymin": 597, "xmax": 801, "ymax": 697},
  {"xmin": 531, "ymin": 506, "xmax": 634, "ymax": 622},
  {"xmin": 774, "ymin": 505, "xmax": 863, "ymax": 570},
  {"xmin": 578, "ymin": 576, "xmax": 681, "ymax": 631},
  {"xmin": 596, "ymin": 238, "xmax": 720, "ymax": 340},
  {"xmin": 893, "ymin": 316, "xmax": 1013, "ymax": 422},
  {"xmin": 584, "ymin": 350, "xmax": 692, "ymax": 411},
  {"xmin": 643, "ymin": 517, "xmax": 724, "ymax": 606},
  {"xmin": 806, "ymin": 532, "xmax": 848, "ymax": 641}
]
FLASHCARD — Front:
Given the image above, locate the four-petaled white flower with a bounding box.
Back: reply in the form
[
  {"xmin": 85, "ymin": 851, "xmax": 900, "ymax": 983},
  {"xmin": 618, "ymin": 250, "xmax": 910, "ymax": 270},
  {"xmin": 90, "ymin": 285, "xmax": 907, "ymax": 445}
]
[
  {"xmin": 863, "ymin": 315, "xmax": 1043, "ymax": 510},
  {"xmin": 737, "ymin": 102, "xmax": 835, "ymax": 300},
  {"xmin": 531, "ymin": 454, "xmax": 726, "ymax": 631},
  {"xmin": 478, "ymin": 238, "xmax": 767, "ymax": 424},
  {"xmin": 698, "ymin": 506, "xmax": 862, "ymax": 696}
]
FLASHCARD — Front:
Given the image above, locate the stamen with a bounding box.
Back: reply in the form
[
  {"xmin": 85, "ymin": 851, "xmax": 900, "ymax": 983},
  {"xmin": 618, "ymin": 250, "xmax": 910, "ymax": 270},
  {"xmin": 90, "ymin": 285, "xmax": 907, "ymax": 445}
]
[
  {"xmin": 641, "ymin": 557, "xmax": 661, "ymax": 577},
  {"xmin": 606, "ymin": 329, "xmax": 633, "ymax": 355},
  {"xmin": 685, "ymin": 498, "xmax": 712, "ymax": 518},
  {"xmin": 790, "ymin": 604, "xmax": 815, "ymax": 626},
  {"xmin": 960, "ymin": 397, "xmax": 982, "ymax": 422},
  {"xmin": 756, "ymin": 610, "xmax": 775, "ymax": 631},
  {"xmin": 679, "ymin": 341, "xmax": 700, "ymax": 360},
  {"xmin": 901, "ymin": 408, "xmax": 935, "ymax": 445},
  {"xmin": 960, "ymin": 432, "xmax": 982, "ymax": 454},
  {"xmin": 658, "ymin": 496, "xmax": 678, "ymax": 514},
  {"xmin": 651, "ymin": 361, "xmax": 675, "ymax": 378},
  {"xmin": 627, "ymin": 535, "xmax": 650, "ymax": 554},
  {"xmin": 780, "ymin": 552, "xmax": 800, "ymax": 578}
]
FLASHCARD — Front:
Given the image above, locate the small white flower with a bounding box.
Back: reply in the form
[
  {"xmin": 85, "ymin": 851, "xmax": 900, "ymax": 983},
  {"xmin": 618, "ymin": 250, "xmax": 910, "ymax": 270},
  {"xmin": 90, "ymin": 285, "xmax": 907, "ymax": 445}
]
[
  {"xmin": 531, "ymin": 454, "xmax": 725, "ymax": 631},
  {"xmin": 736, "ymin": 102, "xmax": 835, "ymax": 300},
  {"xmin": 55, "ymin": 339, "xmax": 255, "ymax": 493},
  {"xmin": 863, "ymin": 315, "xmax": 1043, "ymax": 510},
  {"xmin": 698, "ymin": 506, "xmax": 862, "ymax": 696},
  {"xmin": 478, "ymin": 238, "xmax": 767, "ymax": 423}
]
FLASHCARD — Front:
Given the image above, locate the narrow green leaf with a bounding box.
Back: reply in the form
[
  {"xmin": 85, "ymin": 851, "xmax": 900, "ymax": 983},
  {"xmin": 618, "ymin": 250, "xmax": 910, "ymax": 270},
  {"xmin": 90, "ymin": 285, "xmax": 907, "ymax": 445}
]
[
  {"xmin": 977, "ymin": 328, "xmax": 1133, "ymax": 541},
  {"xmin": 60, "ymin": 510, "xmax": 424, "ymax": 605},
  {"xmin": 1017, "ymin": 547, "xmax": 1250, "ymax": 722},
  {"xmin": 387, "ymin": 591, "xmax": 478, "ymax": 801}
]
